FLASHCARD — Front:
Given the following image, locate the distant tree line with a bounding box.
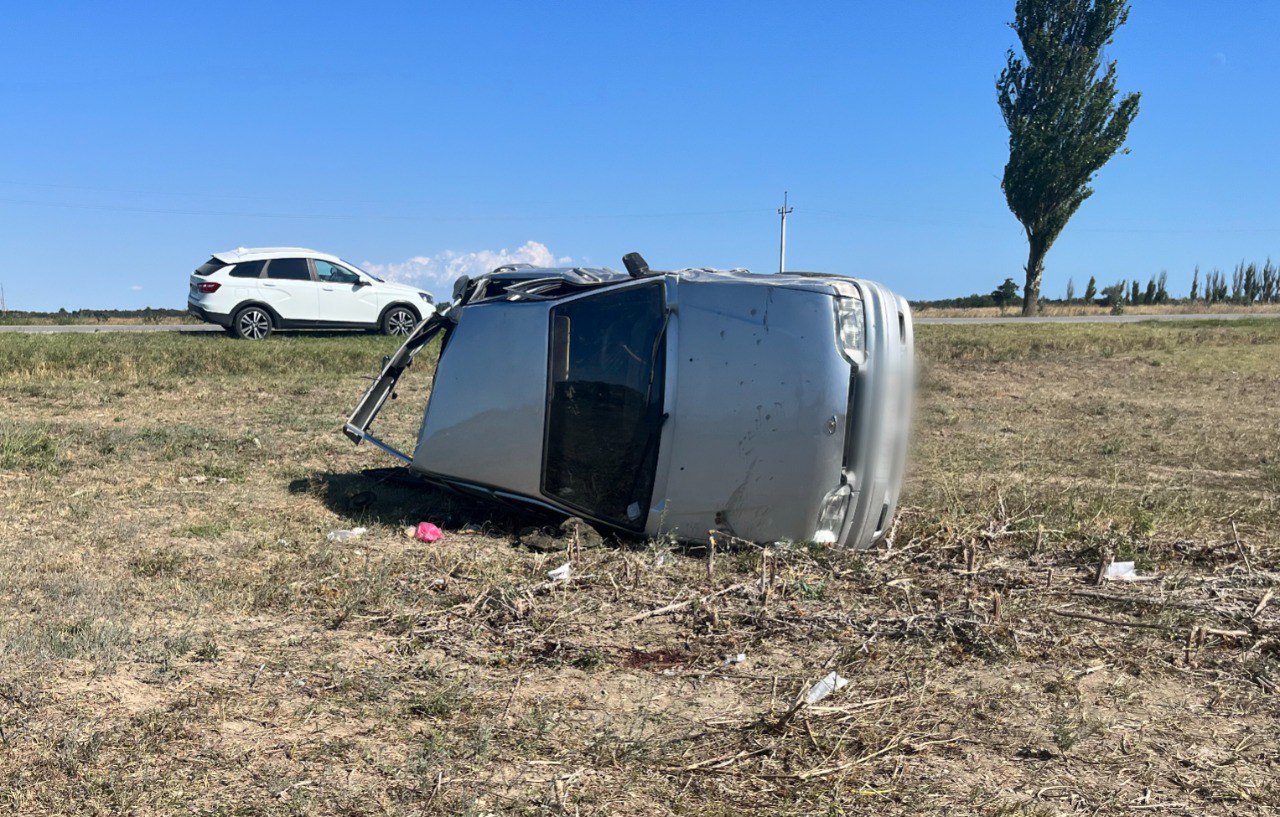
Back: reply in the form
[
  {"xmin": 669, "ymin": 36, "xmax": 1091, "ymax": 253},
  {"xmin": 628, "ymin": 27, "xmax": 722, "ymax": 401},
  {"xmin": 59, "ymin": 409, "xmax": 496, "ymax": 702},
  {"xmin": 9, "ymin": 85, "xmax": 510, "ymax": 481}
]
[
  {"xmin": 1189, "ymin": 261, "xmax": 1280, "ymax": 305},
  {"xmin": 913, "ymin": 259, "xmax": 1280, "ymax": 311},
  {"xmin": 0, "ymin": 307, "xmax": 189, "ymax": 324}
]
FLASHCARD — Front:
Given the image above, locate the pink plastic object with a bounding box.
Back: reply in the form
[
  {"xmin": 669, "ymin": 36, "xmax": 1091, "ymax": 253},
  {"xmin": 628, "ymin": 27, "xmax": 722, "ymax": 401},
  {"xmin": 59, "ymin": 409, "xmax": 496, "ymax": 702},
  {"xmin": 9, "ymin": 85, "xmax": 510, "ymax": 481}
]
[{"xmin": 415, "ymin": 522, "xmax": 444, "ymax": 543}]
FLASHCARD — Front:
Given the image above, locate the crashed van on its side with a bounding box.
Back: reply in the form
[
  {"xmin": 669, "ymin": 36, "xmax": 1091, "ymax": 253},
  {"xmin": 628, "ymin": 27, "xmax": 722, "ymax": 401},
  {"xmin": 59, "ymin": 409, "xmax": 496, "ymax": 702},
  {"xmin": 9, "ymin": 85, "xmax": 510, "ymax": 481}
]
[{"xmin": 344, "ymin": 254, "xmax": 913, "ymax": 549}]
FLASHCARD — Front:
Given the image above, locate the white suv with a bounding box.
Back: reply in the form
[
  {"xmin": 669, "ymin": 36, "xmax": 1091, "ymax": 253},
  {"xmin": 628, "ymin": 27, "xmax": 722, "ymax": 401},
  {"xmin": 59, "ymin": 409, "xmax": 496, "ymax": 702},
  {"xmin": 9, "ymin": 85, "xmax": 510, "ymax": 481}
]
[{"xmin": 187, "ymin": 247, "xmax": 432, "ymax": 339}]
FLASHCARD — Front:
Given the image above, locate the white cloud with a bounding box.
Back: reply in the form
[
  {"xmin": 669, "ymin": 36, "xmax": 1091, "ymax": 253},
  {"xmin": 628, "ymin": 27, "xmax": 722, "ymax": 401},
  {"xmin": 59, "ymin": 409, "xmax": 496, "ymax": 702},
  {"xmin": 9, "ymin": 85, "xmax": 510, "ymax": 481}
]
[
  {"xmin": 130, "ymin": 285, "xmax": 143, "ymax": 291},
  {"xmin": 361, "ymin": 241, "xmax": 572, "ymax": 297}
]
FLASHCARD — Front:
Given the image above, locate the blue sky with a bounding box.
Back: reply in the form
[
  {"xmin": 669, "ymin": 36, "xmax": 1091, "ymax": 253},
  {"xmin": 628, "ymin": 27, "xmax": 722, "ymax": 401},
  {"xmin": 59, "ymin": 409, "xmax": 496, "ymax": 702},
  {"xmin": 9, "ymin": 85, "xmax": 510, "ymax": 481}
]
[{"xmin": 2, "ymin": 2, "xmax": 1277, "ymax": 310}]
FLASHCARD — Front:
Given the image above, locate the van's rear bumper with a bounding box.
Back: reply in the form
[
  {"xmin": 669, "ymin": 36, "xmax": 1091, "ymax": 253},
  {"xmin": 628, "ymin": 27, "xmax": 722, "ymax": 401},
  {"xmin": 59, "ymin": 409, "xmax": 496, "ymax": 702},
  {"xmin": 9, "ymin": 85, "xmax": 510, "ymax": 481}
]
[{"xmin": 188, "ymin": 301, "xmax": 232, "ymax": 328}]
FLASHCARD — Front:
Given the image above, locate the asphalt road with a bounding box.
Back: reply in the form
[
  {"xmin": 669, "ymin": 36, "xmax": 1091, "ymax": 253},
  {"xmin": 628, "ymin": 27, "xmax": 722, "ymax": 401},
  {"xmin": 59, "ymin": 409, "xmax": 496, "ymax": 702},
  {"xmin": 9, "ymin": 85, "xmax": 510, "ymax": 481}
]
[{"xmin": 0, "ymin": 312, "xmax": 1276, "ymax": 333}]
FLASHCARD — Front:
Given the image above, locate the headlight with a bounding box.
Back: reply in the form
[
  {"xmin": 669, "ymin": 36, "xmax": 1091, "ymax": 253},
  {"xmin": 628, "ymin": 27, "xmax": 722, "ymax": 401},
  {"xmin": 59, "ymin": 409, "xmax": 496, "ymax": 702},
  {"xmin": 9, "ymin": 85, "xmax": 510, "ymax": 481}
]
[
  {"xmin": 418, "ymin": 292, "xmax": 434, "ymax": 303},
  {"xmin": 813, "ymin": 484, "xmax": 852, "ymax": 544},
  {"xmin": 835, "ymin": 297, "xmax": 865, "ymax": 361}
]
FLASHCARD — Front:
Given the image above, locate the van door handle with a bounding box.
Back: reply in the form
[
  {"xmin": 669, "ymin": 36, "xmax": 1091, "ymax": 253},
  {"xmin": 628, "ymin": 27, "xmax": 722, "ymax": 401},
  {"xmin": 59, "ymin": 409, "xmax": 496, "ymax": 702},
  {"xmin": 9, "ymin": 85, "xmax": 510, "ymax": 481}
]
[
  {"xmin": 263, "ymin": 282, "xmax": 277, "ymax": 287},
  {"xmin": 322, "ymin": 286, "xmax": 335, "ymax": 291}
]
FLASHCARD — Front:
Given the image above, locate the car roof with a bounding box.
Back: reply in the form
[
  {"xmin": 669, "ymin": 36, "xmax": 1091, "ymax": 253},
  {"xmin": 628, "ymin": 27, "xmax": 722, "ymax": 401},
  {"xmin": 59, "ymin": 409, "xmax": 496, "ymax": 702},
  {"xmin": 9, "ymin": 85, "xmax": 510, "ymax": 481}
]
[
  {"xmin": 485, "ymin": 265, "xmax": 858, "ymax": 287},
  {"xmin": 212, "ymin": 247, "xmax": 344, "ymax": 264},
  {"xmin": 463, "ymin": 264, "xmax": 861, "ymax": 304}
]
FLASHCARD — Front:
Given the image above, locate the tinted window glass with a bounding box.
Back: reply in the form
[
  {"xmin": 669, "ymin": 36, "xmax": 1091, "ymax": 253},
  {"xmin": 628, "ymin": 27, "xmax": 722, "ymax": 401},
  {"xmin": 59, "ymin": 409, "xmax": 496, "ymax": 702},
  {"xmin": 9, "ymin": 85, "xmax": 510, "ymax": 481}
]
[
  {"xmin": 314, "ymin": 260, "xmax": 361, "ymax": 284},
  {"xmin": 229, "ymin": 260, "xmax": 266, "ymax": 278},
  {"xmin": 193, "ymin": 257, "xmax": 225, "ymax": 276},
  {"xmin": 266, "ymin": 258, "xmax": 311, "ymax": 281},
  {"xmin": 543, "ymin": 283, "xmax": 666, "ymax": 526}
]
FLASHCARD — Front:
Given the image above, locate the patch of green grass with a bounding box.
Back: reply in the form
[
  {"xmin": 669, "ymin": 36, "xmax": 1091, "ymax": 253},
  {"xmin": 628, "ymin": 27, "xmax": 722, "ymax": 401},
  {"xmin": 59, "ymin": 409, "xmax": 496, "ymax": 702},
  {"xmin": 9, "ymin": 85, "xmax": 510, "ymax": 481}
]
[
  {"xmin": 192, "ymin": 639, "xmax": 220, "ymax": 662},
  {"xmin": 1099, "ymin": 436, "xmax": 1125, "ymax": 456},
  {"xmin": 134, "ymin": 424, "xmax": 226, "ymax": 459},
  {"xmin": 0, "ymin": 422, "xmax": 58, "ymax": 471},
  {"xmin": 130, "ymin": 547, "xmax": 187, "ymax": 578},
  {"xmin": 44, "ymin": 618, "xmax": 132, "ymax": 662},
  {"xmin": 406, "ymin": 685, "xmax": 472, "ymax": 720},
  {"xmin": 180, "ymin": 520, "xmax": 231, "ymax": 539},
  {"xmin": 144, "ymin": 633, "xmax": 194, "ymax": 665},
  {"xmin": 789, "ymin": 578, "xmax": 827, "ymax": 600},
  {"xmin": 199, "ymin": 462, "xmax": 249, "ymax": 482},
  {"xmin": 571, "ymin": 647, "xmax": 609, "ymax": 671}
]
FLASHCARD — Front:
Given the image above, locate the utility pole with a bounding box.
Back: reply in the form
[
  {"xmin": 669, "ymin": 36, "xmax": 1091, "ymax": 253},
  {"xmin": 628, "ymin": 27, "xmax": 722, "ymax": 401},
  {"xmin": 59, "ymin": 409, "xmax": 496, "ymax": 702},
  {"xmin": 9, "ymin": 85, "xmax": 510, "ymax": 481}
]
[{"xmin": 777, "ymin": 191, "xmax": 793, "ymax": 273}]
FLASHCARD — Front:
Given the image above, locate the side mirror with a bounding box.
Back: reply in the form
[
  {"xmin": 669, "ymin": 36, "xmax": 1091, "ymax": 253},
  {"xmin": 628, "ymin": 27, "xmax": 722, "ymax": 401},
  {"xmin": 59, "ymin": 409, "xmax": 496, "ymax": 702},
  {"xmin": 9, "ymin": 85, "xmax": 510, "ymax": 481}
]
[
  {"xmin": 353, "ymin": 278, "xmax": 370, "ymax": 287},
  {"xmin": 623, "ymin": 252, "xmax": 649, "ymax": 278},
  {"xmin": 453, "ymin": 275, "xmax": 471, "ymax": 302}
]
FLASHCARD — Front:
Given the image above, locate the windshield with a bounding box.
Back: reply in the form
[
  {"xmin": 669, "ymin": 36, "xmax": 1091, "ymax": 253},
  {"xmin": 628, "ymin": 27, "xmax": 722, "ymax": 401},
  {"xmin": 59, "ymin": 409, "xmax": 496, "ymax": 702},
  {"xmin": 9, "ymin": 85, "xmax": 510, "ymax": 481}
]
[{"xmin": 542, "ymin": 282, "xmax": 667, "ymax": 528}]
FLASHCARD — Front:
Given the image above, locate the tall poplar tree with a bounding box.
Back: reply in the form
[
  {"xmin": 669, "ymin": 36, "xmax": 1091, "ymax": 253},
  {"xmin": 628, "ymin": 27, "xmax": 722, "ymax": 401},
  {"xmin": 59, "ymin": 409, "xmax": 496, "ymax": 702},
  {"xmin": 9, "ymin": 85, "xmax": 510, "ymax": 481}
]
[{"xmin": 997, "ymin": 0, "xmax": 1141, "ymax": 316}]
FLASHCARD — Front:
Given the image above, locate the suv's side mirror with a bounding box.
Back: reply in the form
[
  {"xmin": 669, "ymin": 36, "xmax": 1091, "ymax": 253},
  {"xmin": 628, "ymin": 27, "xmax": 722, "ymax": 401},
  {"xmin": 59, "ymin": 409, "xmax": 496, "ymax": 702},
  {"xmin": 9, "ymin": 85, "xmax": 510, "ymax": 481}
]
[{"xmin": 353, "ymin": 277, "xmax": 370, "ymax": 287}]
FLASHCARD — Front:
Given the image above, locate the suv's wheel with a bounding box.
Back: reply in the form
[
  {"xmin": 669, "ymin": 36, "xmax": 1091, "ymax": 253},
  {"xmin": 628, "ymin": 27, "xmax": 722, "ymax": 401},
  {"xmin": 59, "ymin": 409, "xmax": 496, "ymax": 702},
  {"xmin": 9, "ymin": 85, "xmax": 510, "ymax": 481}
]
[
  {"xmin": 232, "ymin": 306, "xmax": 273, "ymax": 340},
  {"xmin": 382, "ymin": 305, "xmax": 418, "ymax": 337}
]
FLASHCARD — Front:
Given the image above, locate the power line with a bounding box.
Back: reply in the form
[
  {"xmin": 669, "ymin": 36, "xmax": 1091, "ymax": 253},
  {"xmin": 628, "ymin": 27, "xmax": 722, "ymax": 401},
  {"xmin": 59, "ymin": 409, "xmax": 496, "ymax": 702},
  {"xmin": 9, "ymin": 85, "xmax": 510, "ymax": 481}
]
[
  {"xmin": 0, "ymin": 196, "xmax": 772, "ymax": 223},
  {"xmin": 1, "ymin": 188, "xmax": 1272, "ymax": 235}
]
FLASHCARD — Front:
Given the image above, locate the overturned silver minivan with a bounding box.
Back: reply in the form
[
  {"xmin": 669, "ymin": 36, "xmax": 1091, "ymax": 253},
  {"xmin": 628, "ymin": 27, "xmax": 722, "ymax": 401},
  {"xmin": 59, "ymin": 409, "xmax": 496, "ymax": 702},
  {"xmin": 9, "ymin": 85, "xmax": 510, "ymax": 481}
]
[{"xmin": 344, "ymin": 254, "xmax": 913, "ymax": 549}]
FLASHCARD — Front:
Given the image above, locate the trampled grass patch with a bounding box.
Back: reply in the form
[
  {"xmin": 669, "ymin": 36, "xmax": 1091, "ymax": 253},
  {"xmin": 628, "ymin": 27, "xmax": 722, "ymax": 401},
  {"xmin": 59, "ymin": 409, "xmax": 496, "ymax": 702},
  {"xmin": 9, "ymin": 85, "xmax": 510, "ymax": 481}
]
[{"xmin": 0, "ymin": 325, "xmax": 1276, "ymax": 815}]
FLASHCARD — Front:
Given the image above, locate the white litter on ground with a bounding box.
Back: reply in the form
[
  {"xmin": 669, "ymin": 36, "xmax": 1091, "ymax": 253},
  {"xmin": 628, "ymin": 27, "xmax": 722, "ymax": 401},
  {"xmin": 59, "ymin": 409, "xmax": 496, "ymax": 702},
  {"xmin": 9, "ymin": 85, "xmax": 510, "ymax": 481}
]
[
  {"xmin": 1105, "ymin": 561, "xmax": 1146, "ymax": 581},
  {"xmin": 804, "ymin": 671, "xmax": 850, "ymax": 705},
  {"xmin": 547, "ymin": 563, "xmax": 572, "ymax": 582}
]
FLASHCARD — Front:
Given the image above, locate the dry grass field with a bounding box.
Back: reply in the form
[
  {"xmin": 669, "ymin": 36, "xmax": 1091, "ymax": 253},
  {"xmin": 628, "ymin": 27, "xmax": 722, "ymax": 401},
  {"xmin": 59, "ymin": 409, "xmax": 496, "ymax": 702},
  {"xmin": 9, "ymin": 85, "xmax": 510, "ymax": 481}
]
[
  {"xmin": 914, "ymin": 302, "xmax": 1280, "ymax": 319},
  {"xmin": 0, "ymin": 321, "xmax": 1277, "ymax": 816},
  {"xmin": 0, "ymin": 314, "xmax": 189, "ymax": 327}
]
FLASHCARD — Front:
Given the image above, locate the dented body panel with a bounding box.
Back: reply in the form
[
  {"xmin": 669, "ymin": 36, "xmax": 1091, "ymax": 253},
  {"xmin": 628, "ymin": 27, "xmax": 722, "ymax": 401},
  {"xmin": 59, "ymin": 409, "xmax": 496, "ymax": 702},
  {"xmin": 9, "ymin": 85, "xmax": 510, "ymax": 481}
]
[{"xmin": 649, "ymin": 280, "xmax": 849, "ymax": 542}]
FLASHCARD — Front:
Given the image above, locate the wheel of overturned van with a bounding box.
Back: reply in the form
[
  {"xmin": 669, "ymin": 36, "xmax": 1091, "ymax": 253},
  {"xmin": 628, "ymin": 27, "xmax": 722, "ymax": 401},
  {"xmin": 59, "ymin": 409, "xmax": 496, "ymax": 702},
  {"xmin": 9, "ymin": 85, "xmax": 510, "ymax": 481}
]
[
  {"xmin": 382, "ymin": 306, "xmax": 417, "ymax": 337},
  {"xmin": 232, "ymin": 306, "xmax": 273, "ymax": 340}
]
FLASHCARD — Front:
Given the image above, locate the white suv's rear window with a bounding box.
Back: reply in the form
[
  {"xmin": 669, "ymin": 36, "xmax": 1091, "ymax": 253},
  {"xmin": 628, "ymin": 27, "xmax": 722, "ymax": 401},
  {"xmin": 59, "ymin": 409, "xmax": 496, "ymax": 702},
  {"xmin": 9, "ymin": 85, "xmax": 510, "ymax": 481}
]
[{"xmin": 193, "ymin": 257, "xmax": 226, "ymax": 276}]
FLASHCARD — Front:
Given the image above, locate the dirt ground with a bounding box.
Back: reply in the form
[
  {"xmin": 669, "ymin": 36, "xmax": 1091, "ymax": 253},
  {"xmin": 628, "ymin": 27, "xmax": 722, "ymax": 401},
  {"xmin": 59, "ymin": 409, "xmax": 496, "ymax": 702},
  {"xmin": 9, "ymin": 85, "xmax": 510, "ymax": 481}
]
[{"xmin": 0, "ymin": 321, "xmax": 1276, "ymax": 815}]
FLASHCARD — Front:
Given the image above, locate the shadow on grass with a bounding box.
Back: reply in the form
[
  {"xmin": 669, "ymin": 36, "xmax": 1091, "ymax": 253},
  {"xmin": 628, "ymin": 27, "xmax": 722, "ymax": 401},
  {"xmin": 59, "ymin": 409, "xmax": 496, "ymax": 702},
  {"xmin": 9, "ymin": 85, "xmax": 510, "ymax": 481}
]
[{"xmin": 289, "ymin": 467, "xmax": 557, "ymax": 535}]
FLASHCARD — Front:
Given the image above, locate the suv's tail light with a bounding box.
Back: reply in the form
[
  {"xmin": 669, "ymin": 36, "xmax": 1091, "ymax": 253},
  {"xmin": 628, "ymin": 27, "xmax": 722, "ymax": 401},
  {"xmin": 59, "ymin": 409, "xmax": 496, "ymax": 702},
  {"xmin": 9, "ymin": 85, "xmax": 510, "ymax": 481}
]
[{"xmin": 196, "ymin": 282, "xmax": 221, "ymax": 293}]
